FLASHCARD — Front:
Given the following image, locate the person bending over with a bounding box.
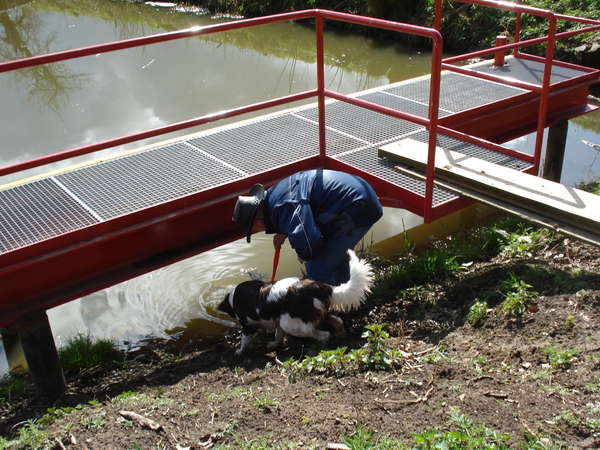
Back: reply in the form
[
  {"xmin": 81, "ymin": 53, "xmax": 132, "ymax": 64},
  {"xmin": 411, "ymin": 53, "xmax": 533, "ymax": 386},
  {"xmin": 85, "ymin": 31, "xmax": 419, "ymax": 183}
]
[{"xmin": 232, "ymin": 169, "xmax": 383, "ymax": 286}]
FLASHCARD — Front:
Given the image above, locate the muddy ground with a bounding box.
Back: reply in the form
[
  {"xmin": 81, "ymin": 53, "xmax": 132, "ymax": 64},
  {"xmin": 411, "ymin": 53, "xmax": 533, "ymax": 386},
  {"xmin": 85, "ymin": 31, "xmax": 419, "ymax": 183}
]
[{"xmin": 1, "ymin": 235, "xmax": 599, "ymax": 449}]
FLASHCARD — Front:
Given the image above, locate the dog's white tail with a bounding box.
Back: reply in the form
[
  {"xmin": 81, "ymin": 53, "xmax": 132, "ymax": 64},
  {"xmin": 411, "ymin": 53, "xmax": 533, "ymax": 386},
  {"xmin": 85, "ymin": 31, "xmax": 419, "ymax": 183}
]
[{"xmin": 330, "ymin": 250, "xmax": 374, "ymax": 312}]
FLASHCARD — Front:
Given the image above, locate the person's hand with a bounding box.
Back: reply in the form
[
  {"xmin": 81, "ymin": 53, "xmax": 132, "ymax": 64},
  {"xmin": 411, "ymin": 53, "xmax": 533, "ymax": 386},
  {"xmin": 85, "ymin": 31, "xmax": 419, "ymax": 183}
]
[{"xmin": 273, "ymin": 234, "xmax": 287, "ymax": 250}]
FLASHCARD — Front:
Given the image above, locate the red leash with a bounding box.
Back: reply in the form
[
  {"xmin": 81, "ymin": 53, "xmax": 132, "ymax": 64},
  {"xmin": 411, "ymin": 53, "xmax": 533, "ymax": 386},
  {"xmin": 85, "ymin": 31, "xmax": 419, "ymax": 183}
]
[{"xmin": 271, "ymin": 247, "xmax": 281, "ymax": 282}]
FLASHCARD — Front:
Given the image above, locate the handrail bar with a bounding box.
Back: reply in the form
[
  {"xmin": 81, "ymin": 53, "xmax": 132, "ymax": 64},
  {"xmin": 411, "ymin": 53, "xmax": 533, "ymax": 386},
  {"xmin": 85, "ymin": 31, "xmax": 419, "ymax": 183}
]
[
  {"xmin": 0, "ymin": 10, "xmax": 319, "ymax": 74},
  {"xmin": 443, "ymin": 24, "xmax": 600, "ymax": 66},
  {"xmin": 0, "ymin": 90, "xmax": 319, "ymax": 178}
]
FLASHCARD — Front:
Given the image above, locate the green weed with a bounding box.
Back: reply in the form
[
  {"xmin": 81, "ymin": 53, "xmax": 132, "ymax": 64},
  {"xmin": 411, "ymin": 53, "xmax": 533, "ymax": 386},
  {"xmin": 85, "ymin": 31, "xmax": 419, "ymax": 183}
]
[
  {"xmin": 467, "ymin": 299, "xmax": 488, "ymax": 325},
  {"xmin": 375, "ymin": 249, "xmax": 459, "ymax": 291},
  {"xmin": 80, "ymin": 412, "xmax": 107, "ymax": 429},
  {"xmin": 0, "ymin": 371, "xmax": 30, "ymax": 402},
  {"xmin": 495, "ymin": 219, "xmax": 554, "ymax": 258},
  {"xmin": 58, "ymin": 333, "xmax": 124, "ymax": 375},
  {"xmin": 410, "ymin": 413, "xmax": 511, "ymax": 449},
  {"xmin": 0, "ymin": 419, "xmax": 53, "ymax": 450},
  {"xmin": 499, "ymin": 272, "xmax": 538, "ymax": 316},
  {"xmin": 112, "ymin": 391, "xmax": 173, "ymax": 409},
  {"xmin": 253, "ymin": 393, "xmax": 278, "ymax": 408},
  {"xmin": 207, "ymin": 386, "xmax": 250, "ymax": 402},
  {"xmin": 342, "ymin": 424, "xmax": 381, "ymax": 449},
  {"xmin": 578, "ymin": 178, "xmax": 600, "ymax": 195},
  {"xmin": 553, "ymin": 410, "xmax": 580, "ymax": 426},
  {"xmin": 543, "ymin": 346, "xmax": 581, "ymax": 371},
  {"xmin": 281, "ymin": 324, "xmax": 404, "ymax": 381}
]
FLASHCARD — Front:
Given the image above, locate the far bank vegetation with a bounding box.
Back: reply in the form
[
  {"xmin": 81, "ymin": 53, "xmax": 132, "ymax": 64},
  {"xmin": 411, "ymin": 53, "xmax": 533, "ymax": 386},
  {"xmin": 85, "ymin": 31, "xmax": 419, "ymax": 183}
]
[{"xmin": 192, "ymin": 0, "xmax": 600, "ymax": 70}]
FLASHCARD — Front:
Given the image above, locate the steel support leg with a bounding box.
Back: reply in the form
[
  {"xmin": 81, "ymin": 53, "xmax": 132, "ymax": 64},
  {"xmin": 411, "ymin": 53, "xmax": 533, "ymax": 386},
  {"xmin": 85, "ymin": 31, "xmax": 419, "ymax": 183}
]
[
  {"xmin": 15, "ymin": 312, "xmax": 66, "ymax": 398},
  {"xmin": 542, "ymin": 119, "xmax": 568, "ymax": 182}
]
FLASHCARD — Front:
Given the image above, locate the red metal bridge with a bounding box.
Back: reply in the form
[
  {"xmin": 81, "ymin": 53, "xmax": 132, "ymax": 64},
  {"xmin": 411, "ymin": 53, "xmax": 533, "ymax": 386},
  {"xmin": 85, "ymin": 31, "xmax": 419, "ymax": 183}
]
[{"xmin": 0, "ymin": 2, "xmax": 599, "ymax": 396}]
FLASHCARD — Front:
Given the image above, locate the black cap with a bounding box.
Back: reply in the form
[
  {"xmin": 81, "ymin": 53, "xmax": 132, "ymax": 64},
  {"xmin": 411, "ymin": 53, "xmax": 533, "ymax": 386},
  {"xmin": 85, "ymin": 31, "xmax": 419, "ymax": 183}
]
[{"xmin": 232, "ymin": 184, "xmax": 265, "ymax": 242}]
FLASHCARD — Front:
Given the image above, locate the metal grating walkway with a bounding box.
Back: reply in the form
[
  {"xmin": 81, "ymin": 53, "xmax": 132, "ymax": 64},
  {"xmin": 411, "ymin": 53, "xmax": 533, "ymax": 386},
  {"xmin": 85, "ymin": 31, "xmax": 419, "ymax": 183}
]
[
  {"xmin": 0, "ymin": 56, "xmax": 591, "ymax": 255},
  {"xmin": 470, "ymin": 56, "xmax": 589, "ymax": 86}
]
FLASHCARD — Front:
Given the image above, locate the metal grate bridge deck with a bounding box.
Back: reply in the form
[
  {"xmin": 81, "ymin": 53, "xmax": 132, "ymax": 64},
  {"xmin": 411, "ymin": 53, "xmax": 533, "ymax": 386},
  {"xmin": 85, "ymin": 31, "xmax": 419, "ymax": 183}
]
[{"xmin": 0, "ymin": 55, "xmax": 597, "ymax": 326}]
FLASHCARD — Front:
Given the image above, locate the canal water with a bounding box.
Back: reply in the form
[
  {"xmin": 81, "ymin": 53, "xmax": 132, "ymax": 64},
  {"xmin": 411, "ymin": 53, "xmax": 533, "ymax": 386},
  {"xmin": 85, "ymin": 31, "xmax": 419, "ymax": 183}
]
[{"xmin": 1, "ymin": 0, "xmax": 599, "ymax": 370}]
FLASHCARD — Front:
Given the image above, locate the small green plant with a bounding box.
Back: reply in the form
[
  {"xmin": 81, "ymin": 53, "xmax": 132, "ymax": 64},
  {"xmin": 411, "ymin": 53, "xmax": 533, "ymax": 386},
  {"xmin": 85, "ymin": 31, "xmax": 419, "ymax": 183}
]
[
  {"xmin": 467, "ymin": 299, "xmax": 488, "ymax": 325},
  {"xmin": 0, "ymin": 419, "xmax": 53, "ymax": 450},
  {"xmin": 112, "ymin": 391, "xmax": 173, "ymax": 409},
  {"xmin": 375, "ymin": 247, "xmax": 460, "ymax": 292},
  {"xmin": 58, "ymin": 333, "xmax": 124, "ymax": 374},
  {"xmin": 565, "ymin": 315, "xmax": 576, "ymax": 329},
  {"xmin": 578, "ymin": 178, "xmax": 600, "ymax": 195},
  {"xmin": 543, "ymin": 347, "xmax": 581, "ymax": 371},
  {"xmin": 358, "ymin": 324, "xmax": 403, "ymax": 371},
  {"xmin": 411, "ymin": 413, "xmax": 511, "ymax": 449},
  {"xmin": 207, "ymin": 386, "xmax": 250, "ymax": 402},
  {"xmin": 499, "ymin": 272, "xmax": 538, "ymax": 316},
  {"xmin": 281, "ymin": 324, "xmax": 404, "ymax": 381},
  {"xmin": 113, "ymin": 391, "xmax": 142, "ymax": 402},
  {"xmin": 521, "ymin": 430, "xmax": 565, "ymax": 449},
  {"xmin": 496, "ymin": 219, "xmax": 554, "ymax": 258},
  {"xmin": 180, "ymin": 407, "xmax": 200, "ymax": 417},
  {"xmin": 80, "ymin": 412, "xmax": 107, "ymax": 429},
  {"xmin": 553, "ymin": 410, "xmax": 580, "ymax": 426},
  {"xmin": 253, "ymin": 393, "xmax": 278, "ymax": 408},
  {"xmin": 342, "ymin": 424, "xmax": 380, "ymax": 449},
  {"xmin": 0, "ymin": 371, "xmax": 30, "ymax": 401}
]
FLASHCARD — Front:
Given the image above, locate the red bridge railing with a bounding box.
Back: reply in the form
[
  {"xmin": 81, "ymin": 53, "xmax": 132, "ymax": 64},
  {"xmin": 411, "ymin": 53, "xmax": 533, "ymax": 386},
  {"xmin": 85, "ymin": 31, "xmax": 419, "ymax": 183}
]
[
  {"xmin": 437, "ymin": 0, "xmax": 600, "ymax": 170},
  {"xmin": 1, "ymin": 5, "xmax": 599, "ymax": 222},
  {"xmin": 0, "ymin": 9, "xmax": 444, "ymax": 221}
]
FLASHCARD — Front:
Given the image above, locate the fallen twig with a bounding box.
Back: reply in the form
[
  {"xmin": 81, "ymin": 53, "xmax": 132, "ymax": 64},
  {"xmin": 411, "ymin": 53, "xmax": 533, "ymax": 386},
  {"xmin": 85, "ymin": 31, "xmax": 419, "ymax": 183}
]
[
  {"xmin": 406, "ymin": 386, "xmax": 434, "ymax": 404},
  {"xmin": 482, "ymin": 391, "xmax": 509, "ymax": 399},
  {"xmin": 118, "ymin": 410, "xmax": 162, "ymax": 431},
  {"xmin": 327, "ymin": 443, "xmax": 350, "ymax": 450},
  {"xmin": 467, "ymin": 375, "xmax": 494, "ymax": 386}
]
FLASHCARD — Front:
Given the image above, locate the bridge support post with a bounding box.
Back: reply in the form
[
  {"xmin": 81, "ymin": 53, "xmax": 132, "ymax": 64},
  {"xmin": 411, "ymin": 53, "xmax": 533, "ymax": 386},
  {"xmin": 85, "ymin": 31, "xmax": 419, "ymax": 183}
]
[
  {"xmin": 15, "ymin": 312, "xmax": 66, "ymax": 398},
  {"xmin": 542, "ymin": 119, "xmax": 568, "ymax": 182}
]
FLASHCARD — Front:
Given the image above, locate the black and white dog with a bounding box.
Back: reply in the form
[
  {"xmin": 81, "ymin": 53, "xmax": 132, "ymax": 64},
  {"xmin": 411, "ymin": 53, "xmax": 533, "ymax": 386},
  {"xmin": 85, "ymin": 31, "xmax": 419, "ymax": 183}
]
[{"xmin": 218, "ymin": 250, "xmax": 373, "ymax": 355}]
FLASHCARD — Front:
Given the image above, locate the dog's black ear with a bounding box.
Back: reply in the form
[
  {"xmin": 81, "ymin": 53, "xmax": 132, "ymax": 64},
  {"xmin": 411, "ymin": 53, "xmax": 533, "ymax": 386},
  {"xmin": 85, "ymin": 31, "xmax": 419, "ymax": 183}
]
[{"xmin": 218, "ymin": 293, "xmax": 235, "ymax": 317}]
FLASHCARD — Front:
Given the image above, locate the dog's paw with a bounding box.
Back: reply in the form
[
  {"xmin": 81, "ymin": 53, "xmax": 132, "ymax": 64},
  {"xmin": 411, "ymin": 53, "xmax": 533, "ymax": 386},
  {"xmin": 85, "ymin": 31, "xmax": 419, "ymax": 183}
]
[{"xmin": 315, "ymin": 330, "xmax": 331, "ymax": 343}]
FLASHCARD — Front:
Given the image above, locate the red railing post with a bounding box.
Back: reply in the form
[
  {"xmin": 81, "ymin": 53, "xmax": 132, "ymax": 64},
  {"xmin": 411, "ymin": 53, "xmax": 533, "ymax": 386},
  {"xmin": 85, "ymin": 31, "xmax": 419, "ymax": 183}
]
[
  {"xmin": 494, "ymin": 35, "xmax": 507, "ymax": 66},
  {"xmin": 533, "ymin": 12, "xmax": 557, "ymax": 169},
  {"xmin": 424, "ymin": 30, "xmax": 444, "ymax": 223},
  {"xmin": 515, "ymin": 0, "xmax": 522, "ymax": 57},
  {"xmin": 315, "ymin": 12, "xmax": 327, "ymax": 167},
  {"xmin": 434, "ymin": 0, "xmax": 443, "ymax": 32}
]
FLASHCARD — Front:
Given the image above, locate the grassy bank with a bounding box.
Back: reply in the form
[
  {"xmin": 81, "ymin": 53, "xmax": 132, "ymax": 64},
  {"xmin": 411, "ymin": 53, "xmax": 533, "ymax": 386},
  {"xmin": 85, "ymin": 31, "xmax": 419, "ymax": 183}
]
[{"xmin": 1, "ymin": 214, "xmax": 599, "ymax": 448}]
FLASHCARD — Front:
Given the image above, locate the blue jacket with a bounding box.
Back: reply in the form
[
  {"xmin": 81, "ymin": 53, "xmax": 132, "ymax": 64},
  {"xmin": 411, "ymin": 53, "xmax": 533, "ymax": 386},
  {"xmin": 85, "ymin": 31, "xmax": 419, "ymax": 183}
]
[{"xmin": 262, "ymin": 169, "xmax": 383, "ymax": 261}]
